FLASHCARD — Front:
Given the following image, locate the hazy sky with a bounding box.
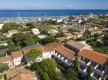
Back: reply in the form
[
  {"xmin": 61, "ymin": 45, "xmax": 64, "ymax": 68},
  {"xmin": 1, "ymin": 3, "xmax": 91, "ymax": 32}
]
[{"xmin": 0, "ymin": 0, "xmax": 108, "ymax": 9}]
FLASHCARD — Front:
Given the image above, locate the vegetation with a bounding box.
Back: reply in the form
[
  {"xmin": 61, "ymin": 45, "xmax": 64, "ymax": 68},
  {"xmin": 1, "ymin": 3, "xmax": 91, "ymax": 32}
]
[
  {"xmin": 26, "ymin": 49, "xmax": 42, "ymax": 61},
  {"xmin": 66, "ymin": 68, "xmax": 79, "ymax": 80},
  {"xmin": 39, "ymin": 36, "xmax": 56, "ymax": 44},
  {"xmin": 73, "ymin": 56, "xmax": 78, "ymax": 71},
  {"xmin": 29, "ymin": 59, "xmax": 65, "ymax": 80},
  {"xmin": 2, "ymin": 22, "xmax": 22, "ymax": 33},
  {"xmin": 87, "ymin": 65, "xmax": 92, "ymax": 80},
  {"xmin": 0, "ymin": 54, "xmax": 5, "ymax": 57},
  {"xmin": 0, "ymin": 63, "xmax": 9, "ymax": 73},
  {"xmin": 12, "ymin": 33, "xmax": 38, "ymax": 47}
]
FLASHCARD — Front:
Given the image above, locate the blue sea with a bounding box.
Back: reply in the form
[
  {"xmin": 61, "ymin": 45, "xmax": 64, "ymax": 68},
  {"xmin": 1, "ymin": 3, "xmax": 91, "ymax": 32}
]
[{"xmin": 0, "ymin": 10, "xmax": 108, "ymax": 18}]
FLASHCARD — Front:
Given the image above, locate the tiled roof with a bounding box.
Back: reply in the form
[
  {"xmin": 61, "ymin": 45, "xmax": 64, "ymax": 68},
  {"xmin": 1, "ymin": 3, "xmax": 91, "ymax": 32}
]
[
  {"xmin": 79, "ymin": 49, "xmax": 108, "ymax": 65},
  {"xmin": 23, "ymin": 43, "xmax": 62, "ymax": 54},
  {"xmin": 66, "ymin": 40, "xmax": 85, "ymax": 50},
  {"xmin": 0, "ymin": 55, "xmax": 13, "ymax": 63},
  {"xmin": 89, "ymin": 29, "xmax": 101, "ymax": 33},
  {"xmin": 64, "ymin": 33, "xmax": 73, "ymax": 37},
  {"xmin": 55, "ymin": 46, "xmax": 75, "ymax": 60},
  {"xmin": 11, "ymin": 50, "xmax": 23, "ymax": 58},
  {"xmin": 6, "ymin": 68, "xmax": 35, "ymax": 80}
]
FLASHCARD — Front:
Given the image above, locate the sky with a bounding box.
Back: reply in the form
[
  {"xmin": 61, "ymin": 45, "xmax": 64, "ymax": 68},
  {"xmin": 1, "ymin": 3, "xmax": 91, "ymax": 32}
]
[{"xmin": 0, "ymin": 0, "xmax": 108, "ymax": 10}]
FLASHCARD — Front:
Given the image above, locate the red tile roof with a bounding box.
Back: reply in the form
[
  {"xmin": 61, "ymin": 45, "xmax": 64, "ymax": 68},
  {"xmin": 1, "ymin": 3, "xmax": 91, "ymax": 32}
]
[
  {"xmin": 6, "ymin": 68, "xmax": 35, "ymax": 80},
  {"xmin": 55, "ymin": 46, "xmax": 75, "ymax": 60},
  {"xmin": 11, "ymin": 50, "xmax": 23, "ymax": 58},
  {"xmin": 79, "ymin": 49, "xmax": 108, "ymax": 65},
  {"xmin": 0, "ymin": 55, "xmax": 13, "ymax": 63}
]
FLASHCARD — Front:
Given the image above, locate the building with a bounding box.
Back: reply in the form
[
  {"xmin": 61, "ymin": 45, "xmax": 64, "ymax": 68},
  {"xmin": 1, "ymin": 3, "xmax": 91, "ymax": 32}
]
[
  {"xmin": 53, "ymin": 45, "xmax": 75, "ymax": 67},
  {"xmin": 64, "ymin": 33, "xmax": 73, "ymax": 39},
  {"xmin": 48, "ymin": 30, "xmax": 58, "ymax": 36},
  {"xmin": 61, "ymin": 29, "xmax": 69, "ymax": 33},
  {"xmin": 72, "ymin": 32, "xmax": 83, "ymax": 38},
  {"xmin": 6, "ymin": 68, "xmax": 37, "ymax": 80},
  {"xmin": 79, "ymin": 49, "xmax": 108, "ymax": 80},
  {"xmin": 65, "ymin": 40, "xmax": 91, "ymax": 53},
  {"xmin": 85, "ymin": 28, "xmax": 102, "ymax": 35},
  {"xmin": 3, "ymin": 30, "xmax": 18, "ymax": 37},
  {"xmin": 31, "ymin": 28, "xmax": 40, "ymax": 35},
  {"xmin": 0, "ymin": 55, "xmax": 13, "ymax": 66},
  {"xmin": 0, "ymin": 41, "xmax": 8, "ymax": 46},
  {"xmin": 56, "ymin": 37, "xmax": 66, "ymax": 42},
  {"xmin": 11, "ymin": 50, "xmax": 23, "ymax": 66}
]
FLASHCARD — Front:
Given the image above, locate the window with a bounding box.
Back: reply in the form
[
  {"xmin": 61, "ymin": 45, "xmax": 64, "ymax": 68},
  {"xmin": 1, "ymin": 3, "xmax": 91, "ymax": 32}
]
[
  {"xmin": 91, "ymin": 61, "xmax": 97, "ymax": 67},
  {"xmin": 80, "ymin": 65, "xmax": 85, "ymax": 71},
  {"xmin": 97, "ymin": 64, "xmax": 105, "ymax": 71},
  {"xmin": 93, "ymin": 72, "xmax": 100, "ymax": 79}
]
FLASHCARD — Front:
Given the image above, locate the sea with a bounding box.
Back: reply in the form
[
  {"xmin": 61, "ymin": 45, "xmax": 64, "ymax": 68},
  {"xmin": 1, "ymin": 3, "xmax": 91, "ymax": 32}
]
[{"xmin": 0, "ymin": 10, "xmax": 108, "ymax": 18}]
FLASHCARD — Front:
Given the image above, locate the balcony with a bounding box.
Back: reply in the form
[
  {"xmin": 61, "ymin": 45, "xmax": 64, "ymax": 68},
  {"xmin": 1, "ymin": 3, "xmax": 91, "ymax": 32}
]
[{"xmin": 96, "ymin": 65, "xmax": 105, "ymax": 72}]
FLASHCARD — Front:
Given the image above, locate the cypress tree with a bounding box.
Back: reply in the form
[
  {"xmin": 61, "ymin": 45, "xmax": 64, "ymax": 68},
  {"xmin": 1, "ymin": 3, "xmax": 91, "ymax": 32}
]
[
  {"xmin": 74, "ymin": 56, "xmax": 78, "ymax": 71},
  {"xmin": 87, "ymin": 65, "xmax": 92, "ymax": 80}
]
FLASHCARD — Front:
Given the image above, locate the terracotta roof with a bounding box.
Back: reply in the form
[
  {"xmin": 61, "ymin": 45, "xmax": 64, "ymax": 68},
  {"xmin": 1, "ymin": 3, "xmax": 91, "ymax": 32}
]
[
  {"xmin": 8, "ymin": 30, "xmax": 18, "ymax": 33},
  {"xmin": 79, "ymin": 49, "xmax": 108, "ymax": 65},
  {"xmin": 11, "ymin": 50, "xmax": 23, "ymax": 58},
  {"xmin": 55, "ymin": 46, "xmax": 75, "ymax": 60},
  {"xmin": 64, "ymin": 33, "xmax": 73, "ymax": 37},
  {"xmin": 6, "ymin": 68, "xmax": 35, "ymax": 80},
  {"xmin": 85, "ymin": 24, "xmax": 93, "ymax": 30},
  {"xmin": 23, "ymin": 45, "xmax": 54, "ymax": 54},
  {"xmin": 0, "ymin": 55, "xmax": 13, "ymax": 63},
  {"xmin": 61, "ymin": 29, "xmax": 69, "ymax": 33},
  {"xmin": 23, "ymin": 43, "xmax": 62, "ymax": 54},
  {"xmin": 89, "ymin": 29, "xmax": 101, "ymax": 33},
  {"xmin": 66, "ymin": 40, "xmax": 85, "ymax": 50}
]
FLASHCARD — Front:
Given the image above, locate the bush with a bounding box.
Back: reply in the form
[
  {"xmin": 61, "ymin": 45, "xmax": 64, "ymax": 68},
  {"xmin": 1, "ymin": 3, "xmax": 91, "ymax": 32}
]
[{"xmin": 0, "ymin": 63, "xmax": 9, "ymax": 73}]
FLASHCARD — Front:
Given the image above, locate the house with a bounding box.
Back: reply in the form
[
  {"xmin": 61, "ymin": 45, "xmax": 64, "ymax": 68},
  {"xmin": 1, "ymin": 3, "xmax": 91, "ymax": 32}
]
[
  {"xmin": 3, "ymin": 30, "xmax": 18, "ymax": 37},
  {"xmin": 38, "ymin": 35, "xmax": 46, "ymax": 39},
  {"xmin": 0, "ymin": 55, "xmax": 13, "ymax": 66},
  {"xmin": 56, "ymin": 37, "xmax": 66, "ymax": 42},
  {"xmin": 31, "ymin": 28, "xmax": 40, "ymax": 35},
  {"xmin": 72, "ymin": 32, "xmax": 83, "ymax": 38},
  {"xmin": 48, "ymin": 30, "xmax": 58, "ymax": 36},
  {"xmin": 11, "ymin": 50, "xmax": 23, "ymax": 66},
  {"xmin": 85, "ymin": 28, "xmax": 102, "ymax": 35},
  {"xmin": 0, "ymin": 41, "xmax": 8, "ymax": 46},
  {"xmin": 78, "ymin": 49, "xmax": 108, "ymax": 80},
  {"xmin": 65, "ymin": 40, "xmax": 91, "ymax": 53},
  {"xmin": 53, "ymin": 45, "xmax": 75, "ymax": 67},
  {"xmin": 64, "ymin": 33, "xmax": 73, "ymax": 39},
  {"xmin": 61, "ymin": 29, "xmax": 69, "ymax": 33},
  {"xmin": 6, "ymin": 68, "xmax": 37, "ymax": 80}
]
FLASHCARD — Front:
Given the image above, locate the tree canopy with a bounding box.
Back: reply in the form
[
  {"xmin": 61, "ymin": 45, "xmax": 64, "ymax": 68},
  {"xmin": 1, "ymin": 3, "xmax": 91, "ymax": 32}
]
[
  {"xmin": 29, "ymin": 59, "xmax": 65, "ymax": 80},
  {"xmin": 2, "ymin": 22, "xmax": 21, "ymax": 33},
  {"xmin": 0, "ymin": 63, "xmax": 9, "ymax": 73},
  {"xmin": 26, "ymin": 49, "xmax": 42, "ymax": 61}
]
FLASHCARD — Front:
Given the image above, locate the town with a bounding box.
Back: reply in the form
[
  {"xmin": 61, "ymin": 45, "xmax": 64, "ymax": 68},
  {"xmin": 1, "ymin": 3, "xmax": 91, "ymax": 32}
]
[{"xmin": 0, "ymin": 13, "xmax": 108, "ymax": 80}]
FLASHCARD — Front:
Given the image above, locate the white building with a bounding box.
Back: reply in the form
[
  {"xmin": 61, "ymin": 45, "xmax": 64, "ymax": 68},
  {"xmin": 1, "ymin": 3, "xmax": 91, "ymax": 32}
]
[
  {"xmin": 79, "ymin": 49, "xmax": 108, "ymax": 80},
  {"xmin": 31, "ymin": 28, "xmax": 40, "ymax": 35},
  {"xmin": 53, "ymin": 46, "xmax": 75, "ymax": 67},
  {"xmin": 3, "ymin": 30, "xmax": 18, "ymax": 37},
  {"xmin": 0, "ymin": 41, "xmax": 8, "ymax": 46},
  {"xmin": 11, "ymin": 50, "xmax": 23, "ymax": 66}
]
